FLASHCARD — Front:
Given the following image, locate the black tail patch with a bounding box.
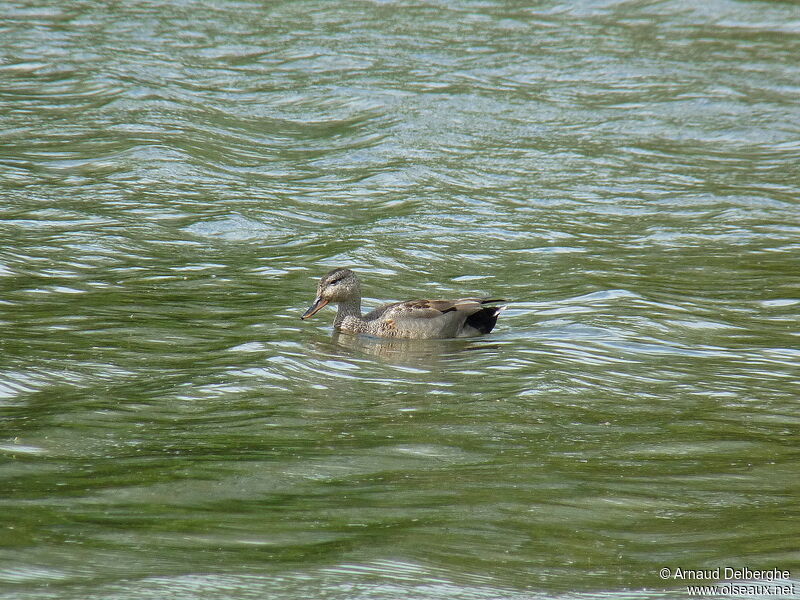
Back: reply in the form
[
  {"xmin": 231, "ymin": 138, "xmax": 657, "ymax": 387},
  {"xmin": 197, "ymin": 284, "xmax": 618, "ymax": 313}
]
[{"xmin": 465, "ymin": 306, "xmax": 502, "ymax": 334}]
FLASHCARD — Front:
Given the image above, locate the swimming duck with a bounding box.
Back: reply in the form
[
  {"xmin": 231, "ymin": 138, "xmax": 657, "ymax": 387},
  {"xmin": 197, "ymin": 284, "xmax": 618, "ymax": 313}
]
[{"xmin": 301, "ymin": 268, "xmax": 504, "ymax": 339}]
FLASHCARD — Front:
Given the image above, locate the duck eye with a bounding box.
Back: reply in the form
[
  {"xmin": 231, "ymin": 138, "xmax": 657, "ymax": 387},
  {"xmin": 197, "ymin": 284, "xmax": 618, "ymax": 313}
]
[{"xmin": 329, "ymin": 278, "xmax": 343, "ymax": 286}]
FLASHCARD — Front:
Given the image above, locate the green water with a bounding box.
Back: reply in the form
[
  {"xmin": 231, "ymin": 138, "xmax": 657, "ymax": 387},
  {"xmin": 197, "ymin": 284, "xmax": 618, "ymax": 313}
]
[{"xmin": 2, "ymin": 1, "xmax": 799, "ymax": 599}]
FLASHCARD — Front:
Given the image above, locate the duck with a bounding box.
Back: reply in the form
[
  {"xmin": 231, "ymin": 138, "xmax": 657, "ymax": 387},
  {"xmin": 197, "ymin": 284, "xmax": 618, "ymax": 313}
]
[{"xmin": 301, "ymin": 268, "xmax": 505, "ymax": 339}]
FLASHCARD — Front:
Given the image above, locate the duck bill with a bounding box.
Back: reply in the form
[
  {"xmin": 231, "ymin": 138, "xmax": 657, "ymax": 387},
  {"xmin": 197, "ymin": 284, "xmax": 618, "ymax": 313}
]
[{"xmin": 301, "ymin": 297, "xmax": 329, "ymax": 320}]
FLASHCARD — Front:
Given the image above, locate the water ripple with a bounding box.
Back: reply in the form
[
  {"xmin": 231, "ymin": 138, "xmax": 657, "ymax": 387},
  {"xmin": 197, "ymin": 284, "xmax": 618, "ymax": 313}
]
[{"xmin": 2, "ymin": 0, "xmax": 800, "ymax": 598}]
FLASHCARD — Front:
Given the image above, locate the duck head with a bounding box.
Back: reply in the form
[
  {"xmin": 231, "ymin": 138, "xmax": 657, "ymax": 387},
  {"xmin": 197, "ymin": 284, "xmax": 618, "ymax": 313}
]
[{"xmin": 301, "ymin": 268, "xmax": 361, "ymax": 319}]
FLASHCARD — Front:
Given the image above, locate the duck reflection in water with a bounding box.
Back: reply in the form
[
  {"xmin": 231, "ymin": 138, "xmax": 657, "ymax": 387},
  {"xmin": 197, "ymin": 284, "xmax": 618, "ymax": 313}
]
[{"xmin": 322, "ymin": 330, "xmax": 502, "ymax": 364}]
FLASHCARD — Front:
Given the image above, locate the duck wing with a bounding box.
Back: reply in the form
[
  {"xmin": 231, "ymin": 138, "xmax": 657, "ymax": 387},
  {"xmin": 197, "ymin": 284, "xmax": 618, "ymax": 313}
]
[
  {"xmin": 368, "ymin": 298, "xmax": 498, "ymax": 319},
  {"xmin": 363, "ymin": 298, "xmax": 505, "ymax": 338}
]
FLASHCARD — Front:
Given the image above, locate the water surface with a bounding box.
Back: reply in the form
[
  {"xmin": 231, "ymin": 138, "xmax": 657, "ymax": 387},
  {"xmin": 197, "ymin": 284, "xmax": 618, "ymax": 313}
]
[{"xmin": 1, "ymin": 1, "xmax": 799, "ymax": 598}]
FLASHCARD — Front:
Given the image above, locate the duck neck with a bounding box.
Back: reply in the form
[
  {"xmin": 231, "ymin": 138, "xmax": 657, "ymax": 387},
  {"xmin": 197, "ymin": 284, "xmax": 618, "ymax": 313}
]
[{"xmin": 334, "ymin": 298, "xmax": 362, "ymax": 328}]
